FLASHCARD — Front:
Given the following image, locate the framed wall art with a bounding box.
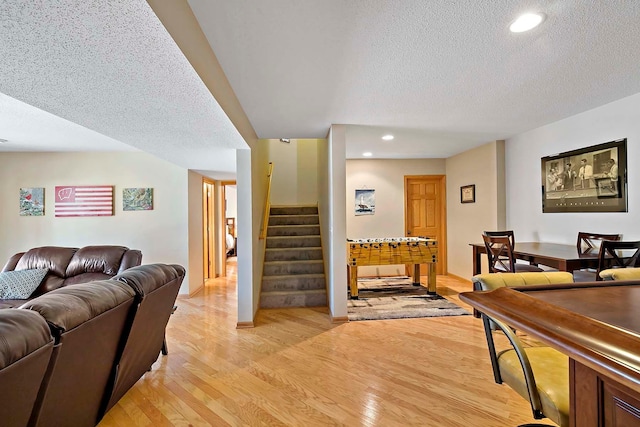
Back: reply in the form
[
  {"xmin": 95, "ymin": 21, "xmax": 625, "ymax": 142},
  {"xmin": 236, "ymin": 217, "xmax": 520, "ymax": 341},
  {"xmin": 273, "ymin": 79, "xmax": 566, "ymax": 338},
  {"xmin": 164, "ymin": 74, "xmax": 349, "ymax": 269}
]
[
  {"xmin": 460, "ymin": 184, "xmax": 475, "ymax": 204},
  {"xmin": 54, "ymin": 185, "xmax": 114, "ymax": 217},
  {"xmin": 20, "ymin": 187, "xmax": 45, "ymax": 216},
  {"xmin": 541, "ymin": 138, "xmax": 627, "ymax": 213},
  {"xmin": 355, "ymin": 189, "xmax": 375, "ymax": 215},
  {"xmin": 123, "ymin": 187, "xmax": 153, "ymax": 211}
]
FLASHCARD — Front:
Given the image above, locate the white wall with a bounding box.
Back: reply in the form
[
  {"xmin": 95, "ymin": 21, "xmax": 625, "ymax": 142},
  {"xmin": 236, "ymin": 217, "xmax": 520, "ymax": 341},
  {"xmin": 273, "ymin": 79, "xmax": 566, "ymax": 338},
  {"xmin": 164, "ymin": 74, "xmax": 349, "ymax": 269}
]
[
  {"xmin": 346, "ymin": 158, "xmax": 446, "ymax": 276},
  {"xmin": 506, "ymin": 92, "xmax": 640, "ymax": 243},
  {"xmin": 267, "ymin": 139, "xmax": 320, "ymax": 205},
  {"xmin": 225, "ymin": 185, "xmax": 237, "ymax": 225},
  {"xmin": 0, "ymin": 151, "xmax": 192, "ymax": 293},
  {"xmin": 445, "ymin": 141, "xmax": 505, "ymax": 279},
  {"xmin": 319, "ymin": 126, "xmax": 347, "ymax": 320}
]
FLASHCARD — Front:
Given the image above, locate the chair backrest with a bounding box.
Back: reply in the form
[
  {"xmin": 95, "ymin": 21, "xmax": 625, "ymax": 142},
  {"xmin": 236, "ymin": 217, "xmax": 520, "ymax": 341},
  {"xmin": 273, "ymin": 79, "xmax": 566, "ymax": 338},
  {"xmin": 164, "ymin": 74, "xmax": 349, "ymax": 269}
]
[
  {"xmin": 484, "ymin": 230, "xmax": 515, "ymax": 248},
  {"xmin": 596, "ymin": 240, "xmax": 640, "ymax": 280},
  {"xmin": 576, "ymin": 232, "xmax": 621, "ymax": 255},
  {"xmin": 483, "ymin": 233, "xmax": 516, "ymax": 273},
  {"xmin": 481, "ymin": 314, "xmax": 569, "ymax": 426}
]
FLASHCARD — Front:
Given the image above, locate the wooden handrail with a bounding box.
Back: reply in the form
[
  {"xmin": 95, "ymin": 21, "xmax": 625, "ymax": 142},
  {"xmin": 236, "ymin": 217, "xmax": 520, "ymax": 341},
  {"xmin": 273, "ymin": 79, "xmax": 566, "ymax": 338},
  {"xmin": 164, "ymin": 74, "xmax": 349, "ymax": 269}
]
[{"xmin": 259, "ymin": 162, "xmax": 274, "ymax": 239}]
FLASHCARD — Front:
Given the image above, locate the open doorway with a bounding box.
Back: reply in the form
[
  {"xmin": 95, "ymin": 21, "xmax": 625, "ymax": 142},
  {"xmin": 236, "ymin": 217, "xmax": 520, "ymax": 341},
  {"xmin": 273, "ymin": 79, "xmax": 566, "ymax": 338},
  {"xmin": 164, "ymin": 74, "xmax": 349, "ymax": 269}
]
[
  {"xmin": 202, "ymin": 179, "xmax": 216, "ymax": 280},
  {"xmin": 222, "ymin": 181, "xmax": 237, "ymax": 276}
]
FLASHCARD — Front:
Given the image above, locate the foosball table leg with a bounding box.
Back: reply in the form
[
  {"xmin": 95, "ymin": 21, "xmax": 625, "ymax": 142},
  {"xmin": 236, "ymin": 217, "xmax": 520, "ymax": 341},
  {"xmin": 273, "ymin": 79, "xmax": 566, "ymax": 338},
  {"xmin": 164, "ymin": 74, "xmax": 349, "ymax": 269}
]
[
  {"xmin": 427, "ymin": 264, "xmax": 437, "ymax": 294},
  {"xmin": 412, "ymin": 264, "xmax": 421, "ymax": 286},
  {"xmin": 348, "ymin": 265, "xmax": 359, "ymax": 299}
]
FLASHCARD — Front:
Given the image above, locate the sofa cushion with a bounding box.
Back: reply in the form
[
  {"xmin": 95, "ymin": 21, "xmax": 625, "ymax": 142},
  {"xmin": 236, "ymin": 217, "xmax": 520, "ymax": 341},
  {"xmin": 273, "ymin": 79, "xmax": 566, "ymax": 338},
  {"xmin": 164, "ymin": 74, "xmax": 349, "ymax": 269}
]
[
  {"xmin": 0, "ymin": 269, "xmax": 48, "ymax": 299},
  {"xmin": 15, "ymin": 247, "xmax": 77, "ymax": 277},
  {"xmin": 65, "ymin": 245, "xmax": 129, "ymax": 277},
  {"xmin": 112, "ymin": 263, "xmax": 186, "ymax": 296},
  {"xmin": 20, "ymin": 280, "xmax": 136, "ymax": 333}
]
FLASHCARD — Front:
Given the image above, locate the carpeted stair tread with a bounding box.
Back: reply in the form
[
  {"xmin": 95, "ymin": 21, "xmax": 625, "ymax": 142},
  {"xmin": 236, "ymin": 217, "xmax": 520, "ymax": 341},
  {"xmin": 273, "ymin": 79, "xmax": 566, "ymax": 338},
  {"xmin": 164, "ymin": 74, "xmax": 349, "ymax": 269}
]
[
  {"xmin": 268, "ymin": 215, "xmax": 320, "ymax": 226},
  {"xmin": 262, "ymin": 275, "xmax": 326, "ymax": 291},
  {"xmin": 260, "ymin": 289, "xmax": 327, "ymax": 308},
  {"xmin": 270, "ymin": 205, "xmax": 318, "ymax": 215},
  {"xmin": 267, "ymin": 224, "xmax": 320, "ymax": 237},
  {"xmin": 266, "ymin": 236, "xmax": 321, "ymax": 248},
  {"xmin": 265, "ymin": 247, "xmax": 323, "ymax": 261},
  {"xmin": 263, "ymin": 260, "xmax": 324, "ymax": 276}
]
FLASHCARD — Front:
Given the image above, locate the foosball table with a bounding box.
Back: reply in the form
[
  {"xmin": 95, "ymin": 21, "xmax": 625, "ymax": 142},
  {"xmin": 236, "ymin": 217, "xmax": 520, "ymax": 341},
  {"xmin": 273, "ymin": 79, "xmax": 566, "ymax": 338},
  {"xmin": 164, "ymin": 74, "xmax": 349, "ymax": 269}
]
[{"xmin": 347, "ymin": 237, "xmax": 438, "ymax": 299}]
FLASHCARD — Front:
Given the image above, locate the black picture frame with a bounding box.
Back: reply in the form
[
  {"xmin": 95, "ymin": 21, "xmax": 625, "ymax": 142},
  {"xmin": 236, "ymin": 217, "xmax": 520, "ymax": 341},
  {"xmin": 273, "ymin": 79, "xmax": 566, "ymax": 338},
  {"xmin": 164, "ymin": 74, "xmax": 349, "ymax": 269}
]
[
  {"xmin": 460, "ymin": 184, "xmax": 475, "ymax": 203},
  {"xmin": 541, "ymin": 138, "xmax": 627, "ymax": 213}
]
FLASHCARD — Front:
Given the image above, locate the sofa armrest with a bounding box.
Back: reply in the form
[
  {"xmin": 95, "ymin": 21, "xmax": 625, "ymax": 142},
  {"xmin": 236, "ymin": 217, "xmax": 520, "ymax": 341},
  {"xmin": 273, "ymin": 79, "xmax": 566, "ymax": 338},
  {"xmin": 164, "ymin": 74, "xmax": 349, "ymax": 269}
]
[
  {"xmin": 1, "ymin": 252, "xmax": 25, "ymax": 272},
  {"xmin": 117, "ymin": 250, "xmax": 143, "ymax": 274}
]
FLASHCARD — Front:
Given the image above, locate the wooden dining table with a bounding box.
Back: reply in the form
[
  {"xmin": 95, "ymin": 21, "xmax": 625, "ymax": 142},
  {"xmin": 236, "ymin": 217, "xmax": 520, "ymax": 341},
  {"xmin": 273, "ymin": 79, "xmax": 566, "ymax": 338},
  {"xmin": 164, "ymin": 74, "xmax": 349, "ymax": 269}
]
[{"xmin": 470, "ymin": 241, "xmax": 601, "ymax": 276}]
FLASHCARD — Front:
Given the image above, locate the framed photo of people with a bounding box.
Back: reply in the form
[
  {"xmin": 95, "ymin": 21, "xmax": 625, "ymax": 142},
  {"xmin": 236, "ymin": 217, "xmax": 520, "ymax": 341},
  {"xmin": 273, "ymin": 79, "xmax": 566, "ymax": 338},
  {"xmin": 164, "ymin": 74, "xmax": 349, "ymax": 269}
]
[{"xmin": 541, "ymin": 138, "xmax": 627, "ymax": 213}]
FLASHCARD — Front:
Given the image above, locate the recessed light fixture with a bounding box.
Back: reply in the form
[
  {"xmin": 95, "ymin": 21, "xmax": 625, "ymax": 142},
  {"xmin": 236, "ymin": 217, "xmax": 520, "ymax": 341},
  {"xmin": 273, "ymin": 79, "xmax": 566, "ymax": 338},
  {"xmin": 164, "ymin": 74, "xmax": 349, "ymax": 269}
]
[
  {"xmin": 510, "ymin": 12, "xmax": 545, "ymax": 33},
  {"xmin": 382, "ymin": 134, "xmax": 394, "ymax": 141},
  {"xmin": 363, "ymin": 152, "xmax": 373, "ymax": 157}
]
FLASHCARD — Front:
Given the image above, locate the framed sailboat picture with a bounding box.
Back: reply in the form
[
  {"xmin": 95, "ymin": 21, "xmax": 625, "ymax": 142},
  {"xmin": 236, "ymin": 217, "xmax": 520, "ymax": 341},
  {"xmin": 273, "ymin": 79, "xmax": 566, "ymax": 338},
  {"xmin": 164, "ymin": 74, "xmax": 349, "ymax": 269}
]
[{"xmin": 355, "ymin": 189, "xmax": 375, "ymax": 216}]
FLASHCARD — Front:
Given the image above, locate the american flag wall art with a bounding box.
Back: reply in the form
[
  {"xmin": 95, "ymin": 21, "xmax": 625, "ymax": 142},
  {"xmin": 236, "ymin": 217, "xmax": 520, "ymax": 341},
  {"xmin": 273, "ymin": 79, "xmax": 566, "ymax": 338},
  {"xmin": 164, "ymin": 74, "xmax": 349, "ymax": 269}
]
[{"xmin": 54, "ymin": 185, "xmax": 114, "ymax": 217}]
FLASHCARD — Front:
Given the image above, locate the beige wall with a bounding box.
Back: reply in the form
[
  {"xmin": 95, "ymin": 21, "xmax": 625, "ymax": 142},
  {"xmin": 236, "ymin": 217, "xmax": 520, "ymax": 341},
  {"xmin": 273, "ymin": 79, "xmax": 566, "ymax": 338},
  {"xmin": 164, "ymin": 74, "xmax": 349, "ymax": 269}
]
[
  {"xmin": 267, "ymin": 139, "xmax": 320, "ymax": 206},
  {"xmin": 187, "ymin": 170, "xmax": 205, "ymax": 295},
  {"xmin": 445, "ymin": 141, "xmax": 505, "ymax": 279},
  {"xmin": 0, "ymin": 151, "xmax": 193, "ymax": 293},
  {"xmin": 346, "ymin": 158, "xmax": 446, "ymax": 276}
]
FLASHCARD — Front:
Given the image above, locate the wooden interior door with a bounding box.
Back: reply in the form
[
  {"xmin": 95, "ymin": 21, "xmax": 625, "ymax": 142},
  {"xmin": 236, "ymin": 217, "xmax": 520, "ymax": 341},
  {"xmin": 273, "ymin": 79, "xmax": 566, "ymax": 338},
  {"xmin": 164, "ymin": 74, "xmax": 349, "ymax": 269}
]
[{"xmin": 404, "ymin": 175, "xmax": 446, "ymax": 275}]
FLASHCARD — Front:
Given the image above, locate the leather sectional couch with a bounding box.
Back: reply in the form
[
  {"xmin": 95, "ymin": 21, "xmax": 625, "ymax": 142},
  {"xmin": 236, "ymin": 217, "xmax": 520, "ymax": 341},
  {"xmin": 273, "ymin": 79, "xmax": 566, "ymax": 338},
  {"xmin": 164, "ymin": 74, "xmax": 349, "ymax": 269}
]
[
  {"xmin": 0, "ymin": 263, "xmax": 185, "ymax": 427},
  {"xmin": 0, "ymin": 246, "xmax": 185, "ymax": 427}
]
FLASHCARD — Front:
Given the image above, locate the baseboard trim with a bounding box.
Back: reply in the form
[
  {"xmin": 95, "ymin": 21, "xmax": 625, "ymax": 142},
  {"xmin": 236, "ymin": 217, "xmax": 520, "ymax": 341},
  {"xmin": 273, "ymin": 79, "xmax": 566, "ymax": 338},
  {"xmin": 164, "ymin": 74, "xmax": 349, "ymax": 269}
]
[
  {"xmin": 331, "ymin": 315, "xmax": 349, "ymax": 323},
  {"xmin": 236, "ymin": 321, "xmax": 255, "ymax": 329},
  {"xmin": 188, "ymin": 284, "xmax": 204, "ymax": 298}
]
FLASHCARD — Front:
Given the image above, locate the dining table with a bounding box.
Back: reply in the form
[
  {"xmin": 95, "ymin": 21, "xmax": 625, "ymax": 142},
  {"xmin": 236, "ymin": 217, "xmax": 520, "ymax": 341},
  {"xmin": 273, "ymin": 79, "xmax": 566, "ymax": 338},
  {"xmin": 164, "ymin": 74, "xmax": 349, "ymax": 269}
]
[{"xmin": 469, "ymin": 241, "xmax": 601, "ymax": 276}]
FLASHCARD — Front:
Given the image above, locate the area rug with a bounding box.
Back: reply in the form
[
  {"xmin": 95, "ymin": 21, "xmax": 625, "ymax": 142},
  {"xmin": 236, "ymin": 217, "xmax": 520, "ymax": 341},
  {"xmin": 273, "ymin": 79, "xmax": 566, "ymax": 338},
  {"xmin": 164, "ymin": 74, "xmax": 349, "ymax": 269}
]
[{"xmin": 348, "ymin": 276, "xmax": 470, "ymax": 321}]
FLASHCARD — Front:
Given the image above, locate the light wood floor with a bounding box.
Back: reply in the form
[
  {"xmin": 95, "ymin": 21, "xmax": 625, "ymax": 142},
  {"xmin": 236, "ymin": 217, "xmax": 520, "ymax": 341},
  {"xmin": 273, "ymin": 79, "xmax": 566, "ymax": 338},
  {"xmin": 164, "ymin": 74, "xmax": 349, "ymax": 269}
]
[{"xmin": 99, "ymin": 261, "xmax": 550, "ymax": 427}]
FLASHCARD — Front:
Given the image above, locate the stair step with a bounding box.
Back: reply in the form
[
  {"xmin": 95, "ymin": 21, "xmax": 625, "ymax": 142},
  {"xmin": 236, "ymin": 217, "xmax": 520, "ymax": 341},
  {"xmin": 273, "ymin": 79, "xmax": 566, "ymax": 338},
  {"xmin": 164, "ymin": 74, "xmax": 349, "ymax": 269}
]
[
  {"xmin": 270, "ymin": 205, "xmax": 318, "ymax": 216},
  {"xmin": 266, "ymin": 236, "xmax": 321, "ymax": 248},
  {"xmin": 262, "ymin": 273, "xmax": 326, "ymax": 291},
  {"xmin": 260, "ymin": 289, "xmax": 327, "ymax": 308},
  {"xmin": 265, "ymin": 247, "xmax": 323, "ymax": 261},
  {"xmin": 268, "ymin": 214, "xmax": 319, "ymax": 226},
  {"xmin": 267, "ymin": 224, "xmax": 320, "ymax": 237},
  {"xmin": 263, "ymin": 260, "xmax": 324, "ymax": 276}
]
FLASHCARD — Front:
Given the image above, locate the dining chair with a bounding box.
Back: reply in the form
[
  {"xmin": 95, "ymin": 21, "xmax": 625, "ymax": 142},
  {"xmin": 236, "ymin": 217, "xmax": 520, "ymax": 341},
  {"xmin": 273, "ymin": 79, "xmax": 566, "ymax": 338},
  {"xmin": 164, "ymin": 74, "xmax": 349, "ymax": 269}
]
[
  {"xmin": 574, "ymin": 239, "xmax": 640, "ymax": 282},
  {"xmin": 576, "ymin": 231, "xmax": 622, "ymax": 254},
  {"xmin": 481, "ymin": 314, "xmax": 569, "ymax": 427},
  {"xmin": 482, "ymin": 232, "xmax": 544, "ymax": 273}
]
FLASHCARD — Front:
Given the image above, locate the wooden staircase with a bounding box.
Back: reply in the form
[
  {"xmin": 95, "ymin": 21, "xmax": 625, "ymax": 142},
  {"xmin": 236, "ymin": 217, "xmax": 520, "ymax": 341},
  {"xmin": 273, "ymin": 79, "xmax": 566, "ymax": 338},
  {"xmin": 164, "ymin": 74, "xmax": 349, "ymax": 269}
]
[{"xmin": 260, "ymin": 205, "xmax": 327, "ymax": 308}]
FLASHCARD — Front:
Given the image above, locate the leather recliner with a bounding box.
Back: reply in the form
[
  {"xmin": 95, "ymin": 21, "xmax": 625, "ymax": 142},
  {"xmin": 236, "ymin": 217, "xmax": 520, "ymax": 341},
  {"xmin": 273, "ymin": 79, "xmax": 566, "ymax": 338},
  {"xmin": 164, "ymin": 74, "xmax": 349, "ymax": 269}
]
[{"xmin": 0, "ymin": 309, "xmax": 54, "ymax": 427}]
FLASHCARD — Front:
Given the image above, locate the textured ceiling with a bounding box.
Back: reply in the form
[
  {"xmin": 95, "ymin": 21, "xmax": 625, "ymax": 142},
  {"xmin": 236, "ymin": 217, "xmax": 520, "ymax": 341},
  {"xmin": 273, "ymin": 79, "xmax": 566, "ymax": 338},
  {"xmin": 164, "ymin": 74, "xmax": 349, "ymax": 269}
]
[
  {"xmin": 0, "ymin": 0, "xmax": 247, "ymax": 178},
  {"xmin": 188, "ymin": 0, "xmax": 640, "ymax": 158},
  {"xmin": 2, "ymin": 1, "xmax": 640, "ymax": 168}
]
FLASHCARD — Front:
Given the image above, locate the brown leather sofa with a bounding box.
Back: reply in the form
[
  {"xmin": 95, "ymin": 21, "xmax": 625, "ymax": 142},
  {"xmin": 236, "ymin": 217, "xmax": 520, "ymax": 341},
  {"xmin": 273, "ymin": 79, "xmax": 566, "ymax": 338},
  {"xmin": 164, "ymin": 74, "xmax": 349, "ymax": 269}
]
[
  {"xmin": 0, "ymin": 245, "xmax": 142, "ymax": 309},
  {"xmin": 0, "ymin": 263, "xmax": 185, "ymax": 427}
]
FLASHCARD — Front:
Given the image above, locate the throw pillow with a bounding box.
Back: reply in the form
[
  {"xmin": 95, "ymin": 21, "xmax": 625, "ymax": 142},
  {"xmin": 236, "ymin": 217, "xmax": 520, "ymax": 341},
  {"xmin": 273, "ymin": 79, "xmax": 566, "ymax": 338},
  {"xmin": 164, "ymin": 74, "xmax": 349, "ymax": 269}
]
[{"xmin": 0, "ymin": 269, "xmax": 49, "ymax": 299}]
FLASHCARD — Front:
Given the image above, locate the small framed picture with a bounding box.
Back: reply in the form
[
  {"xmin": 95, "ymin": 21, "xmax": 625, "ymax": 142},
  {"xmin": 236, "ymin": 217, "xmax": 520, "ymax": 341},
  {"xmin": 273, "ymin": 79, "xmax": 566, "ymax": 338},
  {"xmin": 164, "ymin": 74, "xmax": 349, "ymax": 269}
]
[{"xmin": 460, "ymin": 184, "xmax": 475, "ymax": 204}]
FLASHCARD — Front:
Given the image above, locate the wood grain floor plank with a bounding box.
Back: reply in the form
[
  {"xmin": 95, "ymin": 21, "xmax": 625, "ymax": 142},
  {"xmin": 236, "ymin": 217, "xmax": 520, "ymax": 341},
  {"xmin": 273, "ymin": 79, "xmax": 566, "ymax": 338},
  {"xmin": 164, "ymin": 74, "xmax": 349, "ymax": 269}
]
[{"xmin": 99, "ymin": 260, "xmax": 555, "ymax": 426}]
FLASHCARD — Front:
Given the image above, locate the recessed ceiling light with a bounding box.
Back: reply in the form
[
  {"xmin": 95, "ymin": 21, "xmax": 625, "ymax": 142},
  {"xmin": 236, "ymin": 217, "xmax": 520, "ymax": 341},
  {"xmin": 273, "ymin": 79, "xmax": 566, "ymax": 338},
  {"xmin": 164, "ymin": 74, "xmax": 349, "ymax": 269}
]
[
  {"xmin": 382, "ymin": 134, "xmax": 394, "ymax": 141},
  {"xmin": 363, "ymin": 152, "xmax": 373, "ymax": 157},
  {"xmin": 510, "ymin": 13, "xmax": 545, "ymax": 33}
]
